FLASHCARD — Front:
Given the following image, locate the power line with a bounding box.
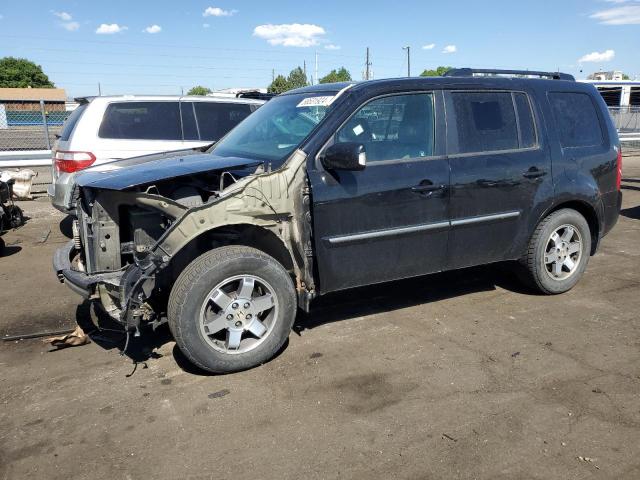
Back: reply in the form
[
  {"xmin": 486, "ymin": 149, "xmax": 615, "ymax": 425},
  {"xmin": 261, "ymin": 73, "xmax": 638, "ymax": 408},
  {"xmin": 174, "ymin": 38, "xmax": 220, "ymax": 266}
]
[{"xmin": 0, "ymin": 34, "xmax": 366, "ymax": 59}]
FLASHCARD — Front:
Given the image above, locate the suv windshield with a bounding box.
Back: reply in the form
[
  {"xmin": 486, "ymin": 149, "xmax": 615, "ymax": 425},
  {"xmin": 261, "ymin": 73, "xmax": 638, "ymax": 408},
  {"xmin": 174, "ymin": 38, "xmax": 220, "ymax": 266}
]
[{"xmin": 211, "ymin": 91, "xmax": 337, "ymax": 167}]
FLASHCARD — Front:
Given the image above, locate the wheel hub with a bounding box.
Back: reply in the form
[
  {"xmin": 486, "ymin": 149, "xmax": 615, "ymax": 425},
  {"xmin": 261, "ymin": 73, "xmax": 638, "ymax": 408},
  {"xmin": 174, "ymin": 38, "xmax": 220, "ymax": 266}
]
[
  {"xmin": 543, "ymin": 224, "xmax": 582, "ymax": 281},
  {"xmin": 199, "ymin": 275, "xmax": 278, "ymax": 354}
]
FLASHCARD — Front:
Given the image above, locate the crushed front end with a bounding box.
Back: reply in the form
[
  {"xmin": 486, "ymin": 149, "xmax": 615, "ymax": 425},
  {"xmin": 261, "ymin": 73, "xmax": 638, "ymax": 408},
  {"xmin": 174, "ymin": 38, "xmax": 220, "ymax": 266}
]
[
  {"xmin": 54, "ymin": 186, "xmax": 189, "ymax": 332},
  {"xmin": 53, "ymin": 149, "xmax": 315, "ymax": 334}
]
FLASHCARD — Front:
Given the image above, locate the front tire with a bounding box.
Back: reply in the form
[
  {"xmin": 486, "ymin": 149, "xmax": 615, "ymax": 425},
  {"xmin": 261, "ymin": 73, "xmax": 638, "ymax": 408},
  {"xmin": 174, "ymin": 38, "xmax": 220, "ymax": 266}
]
[
  {"xmin": 168, "ymin": 246, "xmax": 297, "ymax": 373},
  {"xmin": 519, "ymin": 208, "xmax": 591, "ymax": 294}
]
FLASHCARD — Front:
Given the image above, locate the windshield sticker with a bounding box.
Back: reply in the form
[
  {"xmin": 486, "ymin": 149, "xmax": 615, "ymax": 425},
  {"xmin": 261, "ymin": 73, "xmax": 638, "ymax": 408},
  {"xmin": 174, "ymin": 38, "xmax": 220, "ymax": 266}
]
[
  {"xmin": 352, "ymin": 124, "xmax": 364, "ymax": 136},
  {"xmin": 296, "ymin": 96, "xmax": 335, "ymax": 108}
]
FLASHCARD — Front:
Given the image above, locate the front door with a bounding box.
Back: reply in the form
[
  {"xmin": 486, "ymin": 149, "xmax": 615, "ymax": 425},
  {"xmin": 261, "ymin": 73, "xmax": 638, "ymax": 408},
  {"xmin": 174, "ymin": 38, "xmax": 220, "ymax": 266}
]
[
  {"xmin": 308, "ymin": 92, "xmax": 450, "ymax": 293},
  {"xmin": 444, "ymin": 90, "xmax": 553, "ymax": 269}
]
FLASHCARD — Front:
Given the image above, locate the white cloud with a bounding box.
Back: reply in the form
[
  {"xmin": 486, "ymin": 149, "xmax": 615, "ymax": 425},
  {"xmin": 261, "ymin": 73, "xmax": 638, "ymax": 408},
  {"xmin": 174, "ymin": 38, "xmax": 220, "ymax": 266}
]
[
  {"xmin": 52, "ymin": 11, "xmax": 79, "ymax": 31},
  {"xmin": 62, "ymin": 21, "xmax": 80, "ymax": 31},
  {"xmin": 253, "ymin": 23, "xmax": 326, "ymax": 47},
  {"xmin": 422, "ymin": 43, "xmax": 436, "ymax": 50},
  {"xmin": 53, "ymin": 11, "xmax": 72, "ymax": 21},
  {"xmin": 144, "ymin": 24, "xmax": 162, "ymax": 34},
  {"xmin": 325, "ymin": 44, "xmax": 341, "ymax": 50},
  {"xmin": 442, "ymin": 45, "xmax": 457, "ymax": 54},
  {"xmin": 579, "ymin": 49, "xmax": 616, "ymax": 63},
  {"xmin": 590, "ymin": 5, "xmax": 640, "ymax": 24},
  {"xmin": 203, "ymin": 23, "xmax": 210, "ymax": 28},
  {"xmin": 96, "ymin": 23, "xmax": 128, "ymax": 34},
  {"xmin": 203, "ymin": 7, "xmax": 236, "ymax": 17}
]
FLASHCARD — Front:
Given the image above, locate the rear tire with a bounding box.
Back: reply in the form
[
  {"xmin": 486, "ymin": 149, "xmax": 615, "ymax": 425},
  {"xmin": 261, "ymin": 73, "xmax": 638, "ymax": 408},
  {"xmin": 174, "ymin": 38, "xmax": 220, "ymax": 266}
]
[
  {"xmin": 519, "ymin": 209, "xmax": 591, "ymax": 294},
  {"xmin": 168, "ymin": 246, "xmax": 297, "ymax": 374}
]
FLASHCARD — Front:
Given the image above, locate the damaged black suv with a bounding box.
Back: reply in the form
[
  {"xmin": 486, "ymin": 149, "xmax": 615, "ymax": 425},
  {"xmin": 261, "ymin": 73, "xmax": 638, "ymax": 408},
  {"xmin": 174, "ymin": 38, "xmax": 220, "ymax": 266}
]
[{"xmin": 54, "ymin": 69, "xmax": 622, "ymax": 373}]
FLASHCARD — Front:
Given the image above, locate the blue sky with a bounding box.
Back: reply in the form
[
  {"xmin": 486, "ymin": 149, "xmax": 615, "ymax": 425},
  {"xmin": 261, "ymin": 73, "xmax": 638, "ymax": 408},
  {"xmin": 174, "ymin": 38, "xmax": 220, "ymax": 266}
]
[{"xmin": 0, "ymin": 0, "xmax": 638, "ymax": 97}]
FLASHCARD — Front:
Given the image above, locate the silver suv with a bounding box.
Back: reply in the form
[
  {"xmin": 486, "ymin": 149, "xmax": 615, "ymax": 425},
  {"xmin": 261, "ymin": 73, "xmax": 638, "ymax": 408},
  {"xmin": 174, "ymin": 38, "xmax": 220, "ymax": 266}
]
[{"xmin": 48, "ymin": 95, "xmax": 264, "ymax": 212}]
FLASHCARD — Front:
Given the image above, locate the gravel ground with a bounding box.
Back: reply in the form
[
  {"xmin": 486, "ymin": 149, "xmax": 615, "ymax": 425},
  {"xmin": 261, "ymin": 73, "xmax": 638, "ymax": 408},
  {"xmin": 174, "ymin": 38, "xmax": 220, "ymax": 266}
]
[{"xmin": 1, "ymin": 157, "xmax": 639, "ymax": 480}]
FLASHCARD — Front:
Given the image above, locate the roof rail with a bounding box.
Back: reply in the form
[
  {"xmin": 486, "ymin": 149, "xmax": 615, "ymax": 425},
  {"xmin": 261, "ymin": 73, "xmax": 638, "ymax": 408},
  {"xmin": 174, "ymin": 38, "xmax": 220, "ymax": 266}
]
[{"xmin": 444, "ymin": 68, "xmax": 575, "ymax": 81}]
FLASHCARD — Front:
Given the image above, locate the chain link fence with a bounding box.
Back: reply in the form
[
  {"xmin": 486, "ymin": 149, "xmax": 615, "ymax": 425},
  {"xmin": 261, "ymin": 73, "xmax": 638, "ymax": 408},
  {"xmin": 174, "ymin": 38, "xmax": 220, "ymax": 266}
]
[
  {"xmin": 0, "ymin": 102, "xmax": 71, "ymax": 151},
  {"xmin": 609, "ymin": 107, "xmax": 640, "ymax": 155}
]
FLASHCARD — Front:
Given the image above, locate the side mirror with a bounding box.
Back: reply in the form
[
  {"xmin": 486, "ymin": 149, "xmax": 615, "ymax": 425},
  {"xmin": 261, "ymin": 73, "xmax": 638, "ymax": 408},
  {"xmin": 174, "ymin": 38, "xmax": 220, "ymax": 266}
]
[{"xmin": 321, "ymin": 142, "xmax": 367, "ymax": 171}]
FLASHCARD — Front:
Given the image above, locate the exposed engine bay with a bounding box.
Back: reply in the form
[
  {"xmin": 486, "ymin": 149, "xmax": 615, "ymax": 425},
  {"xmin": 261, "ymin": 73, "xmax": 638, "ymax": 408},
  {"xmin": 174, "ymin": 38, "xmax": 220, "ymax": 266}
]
[{"xmin": 60, "ymin": 150, "xmax": 314, "ymax": 335}]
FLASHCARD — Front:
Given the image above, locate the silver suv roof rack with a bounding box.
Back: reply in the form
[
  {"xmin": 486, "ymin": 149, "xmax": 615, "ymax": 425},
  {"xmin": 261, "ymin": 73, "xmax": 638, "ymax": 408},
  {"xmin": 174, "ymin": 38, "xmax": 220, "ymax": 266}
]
[{"xmin": 444, "ymin": 68, "xmax": 575, "ymax": 81}]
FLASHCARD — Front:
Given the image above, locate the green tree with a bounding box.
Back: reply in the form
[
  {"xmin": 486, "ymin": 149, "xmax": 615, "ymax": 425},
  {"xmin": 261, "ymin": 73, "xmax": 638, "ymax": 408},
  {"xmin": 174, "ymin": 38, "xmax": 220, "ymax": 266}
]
[
  {"xmin": 622, "ymin": 74, "xmax": 631, "ymax": 80},
  {"xmin": 420, "ymin": 66, "xmax": 452, "ymax": 77},
  {"xmin": 287, "ymin": 67, "xmax": 308, "ymax": 90},
  {"xmin": 0, "ymin": 57, "xmax": 55, "ymax": 88},
  {"xmin": 187, "ymin": 85, "xmax": 212, "ymax": 96},
  {"xmin": 267, "ymin": 74, "xmax": 290, "ymax": 94},
  {"xmin": 319, "ymin": 67, "xmax": 352, "ymax": 84}
]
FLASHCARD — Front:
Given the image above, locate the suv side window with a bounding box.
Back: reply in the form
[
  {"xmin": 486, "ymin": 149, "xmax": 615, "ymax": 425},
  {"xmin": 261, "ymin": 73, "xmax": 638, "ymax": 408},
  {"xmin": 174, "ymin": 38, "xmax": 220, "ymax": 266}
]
[
  {"xmin": 194, "ymin": 102, "xmax": 253, "ymax": 141},
  {"xmin": 450, "ymin": 91, "xmax": 523, "ymax": 154},
  {"xmin": 548, "ymin": 92, "xmax": 603, "ymax": 148},
  {"xmin": 98, "ymin": 102, "xmax": 181, "ymax": 140},
  {"xmin": 335, "ymin": 93, "xmax": 435, "ymax": 163}
]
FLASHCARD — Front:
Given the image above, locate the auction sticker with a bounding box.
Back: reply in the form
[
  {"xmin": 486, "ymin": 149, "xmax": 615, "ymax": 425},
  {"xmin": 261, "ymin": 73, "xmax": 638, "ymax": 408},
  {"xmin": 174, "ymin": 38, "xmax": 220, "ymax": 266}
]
[{"xmin": 297, "ymin": 96, "xmax": 335, "ymax": 108}]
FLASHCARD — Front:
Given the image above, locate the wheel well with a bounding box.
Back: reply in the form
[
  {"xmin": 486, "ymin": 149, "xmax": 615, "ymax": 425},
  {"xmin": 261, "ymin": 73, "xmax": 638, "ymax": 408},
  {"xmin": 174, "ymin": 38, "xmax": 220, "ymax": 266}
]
[
  {"xmin": 547, "ymin": 201, "xmax": 599, "ymax": 255},
  {"xmin": 159, "ymin": 224, "xmax": 295, "ymax": 289}
]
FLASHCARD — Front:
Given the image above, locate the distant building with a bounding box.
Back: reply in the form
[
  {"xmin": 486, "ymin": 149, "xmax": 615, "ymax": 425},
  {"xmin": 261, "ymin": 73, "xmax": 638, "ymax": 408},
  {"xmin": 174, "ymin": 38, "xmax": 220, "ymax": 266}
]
[
  {"xmin": 0, "ymin": 88, "xmax": 67, "ymax": 112},
  {"xmin": 0, "ymin": 88, "xmax": 68, "ymax": 126},
  {"xmin": 589, "ymin": 71, "xmax": 625, "ymax": 81},
  {"xmin": 580, "ymin": 79, "xmax": 640, "ymax": 107}
]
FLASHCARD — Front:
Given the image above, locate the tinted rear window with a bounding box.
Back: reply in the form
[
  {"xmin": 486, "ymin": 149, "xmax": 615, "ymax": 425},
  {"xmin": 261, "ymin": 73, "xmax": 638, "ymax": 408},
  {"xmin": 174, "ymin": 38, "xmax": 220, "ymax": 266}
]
[
  {"xmin": 194, "ymin": 102, "xmax": 252, "ymax": 141},
  {"xmin": 549, "ymin": 92, "xmax": 603, "ymax": 148},
  {"xmin": 98, "ymin": 102, "xmax": 181, "ymax": 140},
  {"xmin": 59, "ymin": 103, "xmax": 88, "ymax": 141},
  {"xmin": 451, "ymin": 91, "xmax": 519, "ymax": 154}
]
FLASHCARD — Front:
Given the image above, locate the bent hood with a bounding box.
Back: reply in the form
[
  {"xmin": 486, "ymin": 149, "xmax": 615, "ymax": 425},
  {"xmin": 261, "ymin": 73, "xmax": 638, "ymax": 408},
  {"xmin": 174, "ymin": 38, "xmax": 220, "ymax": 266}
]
[{"xmin": 76, "ymin": 153, "xmax": 263, "ymax": 191}]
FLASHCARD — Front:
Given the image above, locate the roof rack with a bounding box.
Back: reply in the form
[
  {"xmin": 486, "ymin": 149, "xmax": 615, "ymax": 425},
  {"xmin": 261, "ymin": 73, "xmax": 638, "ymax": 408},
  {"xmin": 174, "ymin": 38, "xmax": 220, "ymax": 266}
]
[{"xmin": 444, "ymin": 68, "xmax": 575, "ymax": 81}]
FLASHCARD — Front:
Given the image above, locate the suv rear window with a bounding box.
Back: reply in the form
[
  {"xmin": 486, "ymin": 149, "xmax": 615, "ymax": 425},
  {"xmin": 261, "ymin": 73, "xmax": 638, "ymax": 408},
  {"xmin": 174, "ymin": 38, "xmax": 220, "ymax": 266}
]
[
  {"xmin": 549, "ymin": 92, "xmax": 603, "ymax": 148},
  {"xmin": 194, "ymin": 102, "xmax": 253, "ymax": 141},
  {"xmin": 98, "ymin": 102, "xmax": 181, "ymax": 140},
  {"xmin": 59, "ymin": 103, "xmax": 88, "ymax": 141}
]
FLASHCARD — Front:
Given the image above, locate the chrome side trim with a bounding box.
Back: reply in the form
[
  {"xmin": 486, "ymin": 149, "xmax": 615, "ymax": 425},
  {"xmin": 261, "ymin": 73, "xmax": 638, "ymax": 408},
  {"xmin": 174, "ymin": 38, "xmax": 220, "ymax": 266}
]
[
  {"xmin": 326, "ymin": 221, "xmax": 449, "ymax": 246},
  {"xmin": 451, "ymin": 210, "xmax": 520, "ymax": 227},
  {"xmin": 325, "ymin": 211, "xmax": 520, "ymax": 246}
]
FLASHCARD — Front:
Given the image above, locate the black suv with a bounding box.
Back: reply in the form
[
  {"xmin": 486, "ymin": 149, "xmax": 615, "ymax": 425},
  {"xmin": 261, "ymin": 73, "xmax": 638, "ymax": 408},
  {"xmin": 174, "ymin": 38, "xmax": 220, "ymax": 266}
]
[{"xmin": 54, "ymin": 69, "xmax": 622, "ymax": 373}]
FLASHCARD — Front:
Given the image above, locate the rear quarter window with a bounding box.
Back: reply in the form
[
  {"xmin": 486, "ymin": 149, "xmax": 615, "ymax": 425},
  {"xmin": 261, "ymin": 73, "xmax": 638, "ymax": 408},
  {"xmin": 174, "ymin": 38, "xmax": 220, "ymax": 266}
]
[
  {"xmin": 548, "ymin": 92, "xmax": 603, "ymax": 148},
  {"xmin": 59, "ymin": 103, "xmax": 88, "ymax": 141},
  {"xmin": 98, "ymin": 102, "xmax": 181, "ymax": 140}
]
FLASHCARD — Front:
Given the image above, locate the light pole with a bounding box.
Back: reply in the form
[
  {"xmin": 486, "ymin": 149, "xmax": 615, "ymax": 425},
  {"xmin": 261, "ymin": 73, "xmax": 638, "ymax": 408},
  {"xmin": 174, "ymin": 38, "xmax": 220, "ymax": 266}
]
[{"xmin": 402, "ymin": 46, "xmax": 411, "ymax": 77}]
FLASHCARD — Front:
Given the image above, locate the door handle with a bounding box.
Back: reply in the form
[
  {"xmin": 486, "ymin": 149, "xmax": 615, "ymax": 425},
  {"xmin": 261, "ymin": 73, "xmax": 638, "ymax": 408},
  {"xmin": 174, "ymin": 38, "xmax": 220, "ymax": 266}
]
[
  {"xmin": 411, "ymin": 183, "xmax": 446, "ymax": 194},
  {"xmin": 522, "ymin": 168, "xmax": 547, "ymax": 179}
]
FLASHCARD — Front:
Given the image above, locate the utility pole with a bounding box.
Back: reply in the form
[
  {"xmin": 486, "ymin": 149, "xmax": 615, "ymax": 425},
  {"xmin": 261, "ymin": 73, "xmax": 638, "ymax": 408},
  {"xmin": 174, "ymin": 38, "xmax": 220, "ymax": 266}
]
[
  {"xmin": 402, "ymin": 46, "xmax": 411, "ymax": 77},
  {"xmin": 303, "ymin": 60, "xmax": 307, "ymax": 78},
  {"xmin": 98, "ymin": 82, "xmax": 102, "ymax": 96},
  {"xmin": 365, "ymin": 47, "xmax": 372, "ymax": 80},
  {"xmin": 314, "ymin": 51, "xmax": 318, "ymax": 85},
  {"xmin": 272, "ymin": 69, "xmax": 275, "ymax": 82}
]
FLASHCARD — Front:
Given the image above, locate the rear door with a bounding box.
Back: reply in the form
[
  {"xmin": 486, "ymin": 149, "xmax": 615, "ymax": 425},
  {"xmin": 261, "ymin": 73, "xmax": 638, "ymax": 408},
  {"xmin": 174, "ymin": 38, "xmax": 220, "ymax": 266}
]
[
  {"xmin": 94, "ymin": 101, "xmax": 185, "ymax": 162},
  {"xmin": 309, "ymin": 91, "xmax": 450, "ymax": 293},
  {"xmin": 445, "ymin": 89, "xmax": 552, "ymax": 268}
]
